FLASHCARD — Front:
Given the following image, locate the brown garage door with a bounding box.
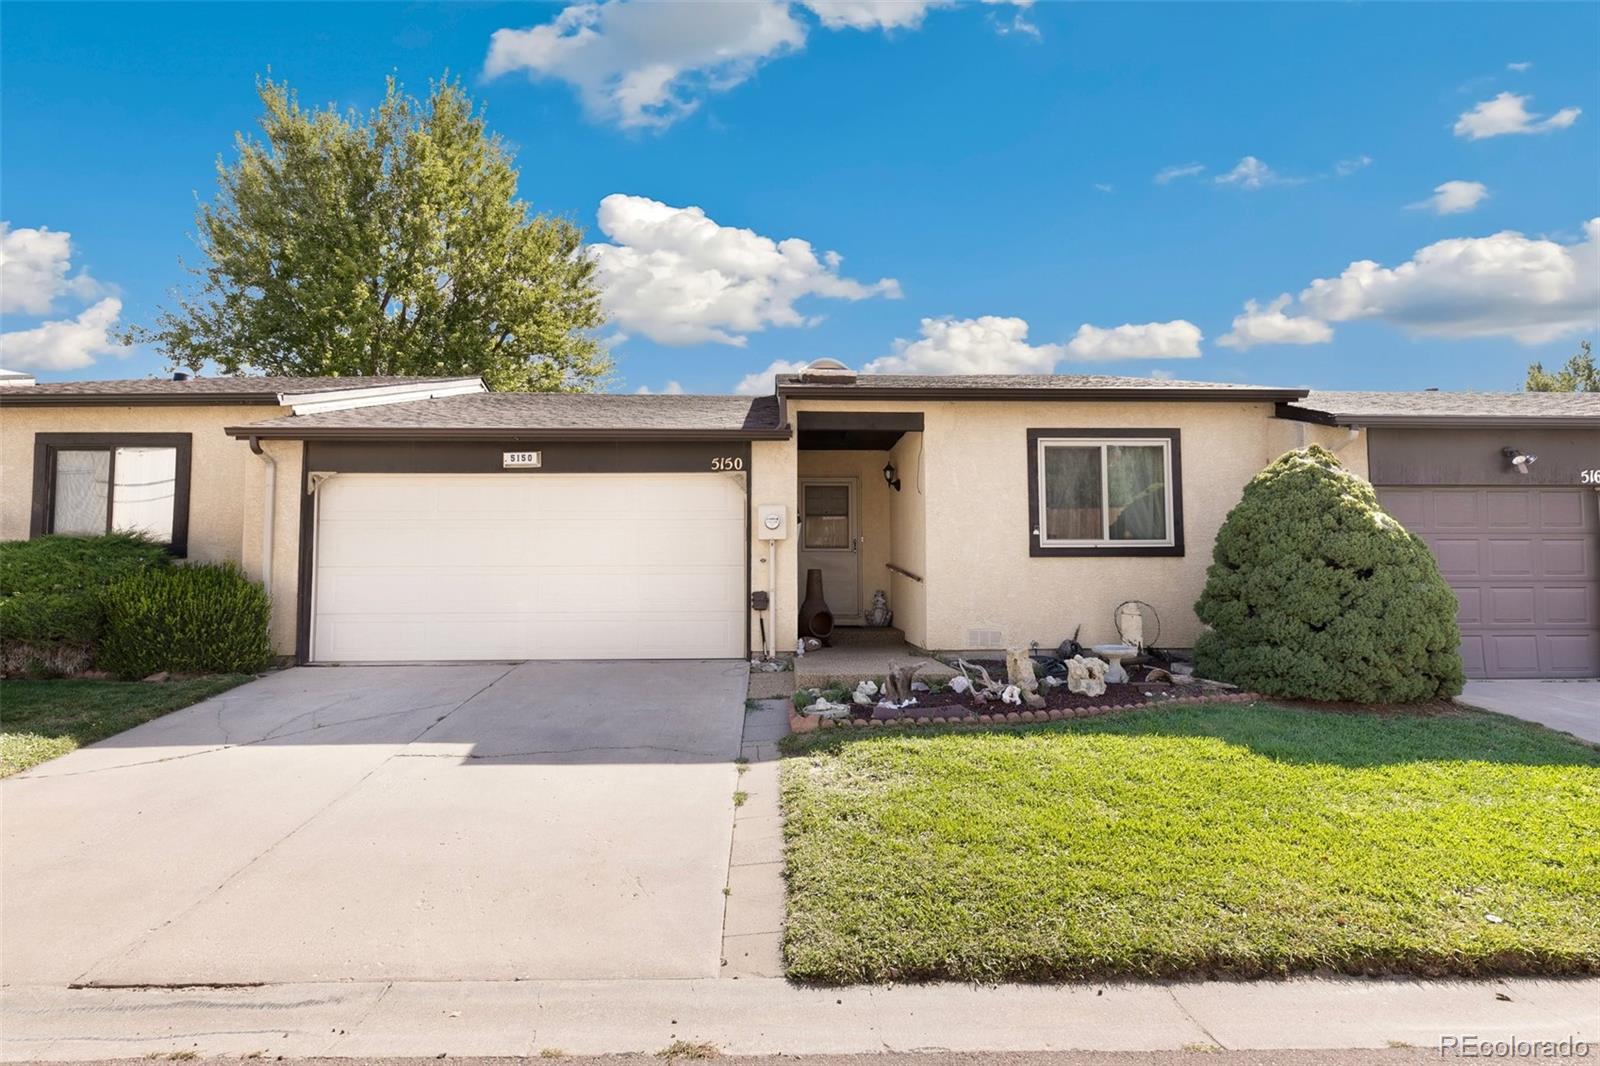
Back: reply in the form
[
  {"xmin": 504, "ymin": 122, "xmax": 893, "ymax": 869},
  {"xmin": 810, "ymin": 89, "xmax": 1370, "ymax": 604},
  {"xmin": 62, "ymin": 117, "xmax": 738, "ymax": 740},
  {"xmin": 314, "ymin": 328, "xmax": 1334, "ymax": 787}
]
[{"xmin": 1377, "ymin": 486, "xmax": 1600, "ymax": 678}]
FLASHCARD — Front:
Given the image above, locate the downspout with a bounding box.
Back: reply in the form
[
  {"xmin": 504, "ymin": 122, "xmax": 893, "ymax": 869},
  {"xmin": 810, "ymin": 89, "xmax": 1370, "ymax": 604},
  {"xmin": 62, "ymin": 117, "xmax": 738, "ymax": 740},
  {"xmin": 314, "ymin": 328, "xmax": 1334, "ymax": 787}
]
[{"xmin": 248, "ymin": 437, "xmax": 275, "ymax": 593}]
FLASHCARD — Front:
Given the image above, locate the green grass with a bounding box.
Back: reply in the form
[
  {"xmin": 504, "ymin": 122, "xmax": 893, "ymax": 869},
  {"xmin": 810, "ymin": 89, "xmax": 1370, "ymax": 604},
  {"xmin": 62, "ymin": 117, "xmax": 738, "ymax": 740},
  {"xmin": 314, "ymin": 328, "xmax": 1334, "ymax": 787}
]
[
  {"xmin": 781, "ymin": 703, "xmax": 1600, "ymax": 984},
  {"xmin": 1, "ymin": 676, "xmax": 251, "ymax": 776}
]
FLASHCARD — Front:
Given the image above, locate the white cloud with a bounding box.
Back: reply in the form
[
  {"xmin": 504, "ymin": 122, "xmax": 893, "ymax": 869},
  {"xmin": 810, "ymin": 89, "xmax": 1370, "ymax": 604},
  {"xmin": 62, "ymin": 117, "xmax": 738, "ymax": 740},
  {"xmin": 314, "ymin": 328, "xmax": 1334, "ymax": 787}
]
[
  {"xmin": 589, "ymin": 193, "xmax": 899, "ymax": 346},
  {"xmin": 634, "ymin": 379, "xmax": 686, "ymax": 394},
  {"xmin": 1334, "ymin": 155, "xmax": 1373, "ymax": 177},
  {"xmin": 1216, "ymin": 295, "xmax": 1333, "ymax": 351},
  {"xmin": 0, "ymin": 296, "xmax": 128, "ymax": 371},
  {"xmin": 1297, "ymin": 218, "xmax": 1599, "ymax": 345},
  {"xmin": 1154, "ymin": 162, "xmax": 1205, "ymax": 185},
  {"xmin": 484, "ymin": 1, "xmax": 807, "ymax": 130},
  {"xmin": 734, "ymin": 358, "xmax": 810, "ymax": 395},
  {"xmin": 1215, "ymin": 156, "xmax": 1298, "ymax": 190},
  {"xmin": 1064, "ymin": 320, "xmax": 1203, "ymax": 361},
  {"xmin": 1453, "ymin": 92, "xmax": 1581, "ymax": 139},
  {"xmin": 485, "ymin": 0, "xmax": 1034, "ymax": 130},
  {"xmin": 800, "ymin": 0, "xmax": 949, "ymax": 30},
  {"xmin": 1410, "ymin": 180, "xmax": 1489, "ymax": 215},
  {"xmin": 1507, "ymin": 61, "xmax": 1532, "ymax": 72},
  {"xmin": 864, "ymin": 315, "xmax": 1063, "ymax": 375},
  {"xmin": 1094, "ymin": 183, "xmax": 1114, "ymax": 194},
  {"xmin": 0, "ymin": 222, "xmax": 100, "ymax": 314}
]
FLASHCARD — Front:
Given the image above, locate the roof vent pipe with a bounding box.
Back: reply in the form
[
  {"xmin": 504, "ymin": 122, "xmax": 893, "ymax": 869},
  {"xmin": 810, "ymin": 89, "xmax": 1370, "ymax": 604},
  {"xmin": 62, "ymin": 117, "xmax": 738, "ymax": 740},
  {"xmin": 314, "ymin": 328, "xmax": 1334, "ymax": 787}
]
[{"xmin": 172, "ymin": 371, "xmax": 190, "ymax": 382}]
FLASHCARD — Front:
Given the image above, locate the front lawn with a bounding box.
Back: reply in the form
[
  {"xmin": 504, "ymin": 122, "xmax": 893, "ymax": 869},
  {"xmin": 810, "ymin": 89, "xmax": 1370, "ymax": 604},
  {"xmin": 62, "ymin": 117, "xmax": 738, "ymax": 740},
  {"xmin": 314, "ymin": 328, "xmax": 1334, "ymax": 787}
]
[
  {"xmin": 0, "ymin": 676, "xmax": 251, "ymax": 776},
  {"xmin": 781, "ymin": 703, "xmax": 1600, "ymax": 984}
]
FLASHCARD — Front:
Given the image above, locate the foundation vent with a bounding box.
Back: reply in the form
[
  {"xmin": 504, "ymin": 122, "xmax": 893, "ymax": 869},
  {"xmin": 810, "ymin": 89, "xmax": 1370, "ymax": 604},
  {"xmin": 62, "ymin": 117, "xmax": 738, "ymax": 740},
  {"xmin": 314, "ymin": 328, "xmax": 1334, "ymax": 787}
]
[{"xmin": 966, "ymin": 627, "xmax": 1004, "ymax": 649}]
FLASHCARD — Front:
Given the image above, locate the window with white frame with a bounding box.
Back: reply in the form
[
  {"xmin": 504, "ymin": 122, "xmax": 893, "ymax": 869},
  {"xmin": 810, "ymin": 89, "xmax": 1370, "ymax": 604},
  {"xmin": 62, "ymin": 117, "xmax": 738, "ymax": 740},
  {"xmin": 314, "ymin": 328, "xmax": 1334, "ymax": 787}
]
[{"xmin": 1034, "ymin": 434, "xmax": 1177, "ymax": 549}]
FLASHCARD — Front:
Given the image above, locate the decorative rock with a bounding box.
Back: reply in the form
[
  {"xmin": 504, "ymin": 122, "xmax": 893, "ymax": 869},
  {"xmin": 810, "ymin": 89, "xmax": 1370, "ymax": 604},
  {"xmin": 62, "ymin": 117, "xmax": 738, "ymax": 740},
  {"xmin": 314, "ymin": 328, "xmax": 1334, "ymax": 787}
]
[
  {"xmin": 1064, "ymin": 656, "xmax": 1108, "ymax": 698},
  {"xmin": 1049, "ymin": 708, "xmax": 1065, "ymax": 720},
  {"xmin": 1000, "ymin": 684, "xmax": 1023, "ymax": 706},
  {"xmin": 1005, "ymin": 647, "xmax": 1039, "ymax": 689},
  {"xmin": 978, "ymin": 714, "xmax": 993, "ymax": 724},
  {"xmin": 1006, "ymin": 712, "xmax": 1022, "ymax": 723},
  {"xmin": 948, "ymin": 675, "xmax": 972, "ymax": 695},
  {"xmin": 932, "ymin": 716, "xmax": 947, "ymax": 725}
]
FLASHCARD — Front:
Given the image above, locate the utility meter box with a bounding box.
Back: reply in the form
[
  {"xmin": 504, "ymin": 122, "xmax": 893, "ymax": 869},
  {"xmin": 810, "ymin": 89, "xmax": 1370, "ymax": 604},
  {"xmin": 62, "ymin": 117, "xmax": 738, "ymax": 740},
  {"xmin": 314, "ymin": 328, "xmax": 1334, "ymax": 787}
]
[{"xmin": 757, "ymin": 504, "xmax": 788, "ymax": 540}]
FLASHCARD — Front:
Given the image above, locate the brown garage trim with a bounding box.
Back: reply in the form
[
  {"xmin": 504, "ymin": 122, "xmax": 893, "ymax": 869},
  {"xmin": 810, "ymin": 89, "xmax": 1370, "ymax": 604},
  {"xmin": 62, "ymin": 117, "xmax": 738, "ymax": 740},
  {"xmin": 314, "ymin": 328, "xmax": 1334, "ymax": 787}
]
[
  {"xmin": 1025, "ymin": 428, "xmax": 1185, "ymax": 558},
  {"xmin": 293, "ymin": 440, "xmax": 755, "ymax": 663},
  {"xmin": 29, "ymin": 432, "xmax": 193, "ymax": 557},
  {"xmin": 227, "ymin": 425, "xmax": 790, "ymax": 442},
  {"xmin": 1368, "ymin": 427, "xmax": 1600, "ymax": 487}
]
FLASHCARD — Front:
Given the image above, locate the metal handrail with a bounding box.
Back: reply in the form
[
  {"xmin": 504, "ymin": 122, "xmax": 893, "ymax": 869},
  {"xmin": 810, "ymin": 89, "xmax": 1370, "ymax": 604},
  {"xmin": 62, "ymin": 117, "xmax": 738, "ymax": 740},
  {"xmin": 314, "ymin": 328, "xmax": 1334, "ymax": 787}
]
[{"xmin": 886, "ymin": 562, "xmax": 924, "ymax": 583}]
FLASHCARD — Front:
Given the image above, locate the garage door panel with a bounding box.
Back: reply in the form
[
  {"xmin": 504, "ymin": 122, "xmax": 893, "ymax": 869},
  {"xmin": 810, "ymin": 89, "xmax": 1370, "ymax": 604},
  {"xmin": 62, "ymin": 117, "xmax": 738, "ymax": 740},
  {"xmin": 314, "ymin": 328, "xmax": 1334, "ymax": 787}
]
[
  {"xmin": 1549, "ymin": 633, "xmax": 1600, "ymax": 672},
  {"xmin": 1432, "ymin": 490, "xmax": 1479, "ymax": 528},
  {"xmin": 1379, "ymin": 485, "xmax": 1598, "ymax": 679},
  {"xmin": 313, "ymin": 474, "xmax": 746, "ymax": 662},
  {"xmin": 1541, "ymin": 538, "xmax": 1593, "ymax": 578}
]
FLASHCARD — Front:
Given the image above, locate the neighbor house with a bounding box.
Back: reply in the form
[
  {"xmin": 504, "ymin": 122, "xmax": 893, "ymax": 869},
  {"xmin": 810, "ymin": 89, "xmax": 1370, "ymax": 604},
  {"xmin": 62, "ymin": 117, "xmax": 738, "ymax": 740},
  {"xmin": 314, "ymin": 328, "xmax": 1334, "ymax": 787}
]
[{"xmin": 2, "ymin": 363, "xmax": 1595, "ymax": 678}]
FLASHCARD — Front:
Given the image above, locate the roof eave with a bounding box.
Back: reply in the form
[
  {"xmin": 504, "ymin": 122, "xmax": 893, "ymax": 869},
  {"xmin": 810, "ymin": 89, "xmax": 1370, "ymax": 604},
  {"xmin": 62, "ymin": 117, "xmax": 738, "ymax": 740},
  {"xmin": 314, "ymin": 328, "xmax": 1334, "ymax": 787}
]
[
  {"xmin": 225, "ymin": 424, "xmax": 793, "ymax": 442},
  {"xmin": 780, "ymin": 384, "xmax": 1312, "ymax": 402},
  {"xmin": 0, "ymin": 393, "xmax": 285, "ymax": 408},
  {"xmin": 1276, "ymin": 403, "xmax": 1598, "ymax": 429}
]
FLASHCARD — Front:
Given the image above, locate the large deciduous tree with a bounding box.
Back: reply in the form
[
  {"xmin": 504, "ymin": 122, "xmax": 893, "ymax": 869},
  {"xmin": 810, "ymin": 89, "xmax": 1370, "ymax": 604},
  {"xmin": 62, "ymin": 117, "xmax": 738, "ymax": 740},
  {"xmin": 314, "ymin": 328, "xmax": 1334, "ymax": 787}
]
[
  {"xmin": 1526, "ymin": 340, "xmax": 1598, "ymax": 392},
  {"xmin": 131, "ymin": 76, "xmax": 609, "ymax": 391}
]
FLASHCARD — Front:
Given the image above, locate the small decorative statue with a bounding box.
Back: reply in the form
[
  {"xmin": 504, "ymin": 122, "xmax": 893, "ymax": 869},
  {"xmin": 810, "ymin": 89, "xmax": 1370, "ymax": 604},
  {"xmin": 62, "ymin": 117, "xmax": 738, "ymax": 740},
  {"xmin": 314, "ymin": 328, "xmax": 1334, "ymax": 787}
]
[{"xmin": 866, "ymin": 589, "xmax": 892, "ymax": 627}]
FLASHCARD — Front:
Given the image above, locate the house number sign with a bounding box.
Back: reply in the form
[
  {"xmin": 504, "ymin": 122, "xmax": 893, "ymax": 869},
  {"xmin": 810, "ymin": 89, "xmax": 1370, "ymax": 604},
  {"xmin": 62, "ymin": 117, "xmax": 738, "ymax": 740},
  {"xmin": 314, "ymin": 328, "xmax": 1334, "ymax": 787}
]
[{"xmin": 503, "ymin": 451, "xmax": 543, "ymax": 468}]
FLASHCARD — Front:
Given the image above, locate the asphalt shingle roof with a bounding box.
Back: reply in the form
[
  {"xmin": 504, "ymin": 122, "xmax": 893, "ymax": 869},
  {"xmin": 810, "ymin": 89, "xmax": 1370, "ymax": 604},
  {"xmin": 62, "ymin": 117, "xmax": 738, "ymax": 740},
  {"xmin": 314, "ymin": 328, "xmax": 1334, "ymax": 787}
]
[
  {"xmin": 0, "ymin": 375, "xmax": 478, "ymax": 405},
  {"xmin": 229, "ymin": 392, "xmax": 785, "ymax": 439},
  {"xmin": 778, "ymin": 372, "xmax": 1305, "ymax": 395},
  {"xmin": 1285, "ymin": 389, "xmax": 1600, "ymax": 425}
]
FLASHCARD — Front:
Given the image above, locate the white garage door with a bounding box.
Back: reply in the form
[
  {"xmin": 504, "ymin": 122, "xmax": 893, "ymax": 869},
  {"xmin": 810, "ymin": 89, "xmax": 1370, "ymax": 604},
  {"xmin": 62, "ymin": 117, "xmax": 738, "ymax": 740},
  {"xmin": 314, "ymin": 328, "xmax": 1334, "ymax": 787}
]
[{"xmin": 312, "ymin": 473, "xmax": 747, "ymax": 662}]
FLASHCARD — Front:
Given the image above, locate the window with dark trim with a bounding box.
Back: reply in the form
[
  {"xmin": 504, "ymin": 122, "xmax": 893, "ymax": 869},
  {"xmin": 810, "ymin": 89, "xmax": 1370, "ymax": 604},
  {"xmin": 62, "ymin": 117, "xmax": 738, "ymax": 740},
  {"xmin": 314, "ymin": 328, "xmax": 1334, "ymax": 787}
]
[
  {"xmin": 1026, "ymin": 428, "xmax": 1183, "ymax": 557},
  {"xmin": 30, "ymin": 433, "xmax": 193, "ymax": 555}
]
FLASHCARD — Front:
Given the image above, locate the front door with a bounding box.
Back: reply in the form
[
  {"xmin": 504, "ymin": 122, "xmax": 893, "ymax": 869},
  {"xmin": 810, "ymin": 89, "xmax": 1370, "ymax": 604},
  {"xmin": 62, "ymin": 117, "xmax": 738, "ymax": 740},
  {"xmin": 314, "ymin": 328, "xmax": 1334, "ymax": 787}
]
[{"xmin": 798, "ymin": 478, "xmax": 861, "ymax": 625}]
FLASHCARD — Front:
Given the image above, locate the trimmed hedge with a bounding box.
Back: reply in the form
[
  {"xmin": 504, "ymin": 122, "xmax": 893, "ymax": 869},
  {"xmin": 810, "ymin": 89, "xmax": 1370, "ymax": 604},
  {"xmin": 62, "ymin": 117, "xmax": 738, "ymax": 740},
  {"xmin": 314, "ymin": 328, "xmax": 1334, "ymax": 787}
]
[
  {"xmin": 0, "ymin": 534, "xmax": 171, "ymax": 647},
  {"xmin": 1194, "ymin": 445, "xmax": 1464, "ymax": 703},
  {"xmin": 98, "ymin": 563, "xmax": 274, "ymax": 679}
]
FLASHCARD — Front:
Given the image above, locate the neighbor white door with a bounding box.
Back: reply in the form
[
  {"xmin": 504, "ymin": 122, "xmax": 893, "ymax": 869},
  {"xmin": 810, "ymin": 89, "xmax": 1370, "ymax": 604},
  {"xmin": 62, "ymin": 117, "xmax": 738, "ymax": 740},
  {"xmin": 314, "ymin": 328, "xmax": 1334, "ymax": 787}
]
[{"xmin": 311, "ymin": 473, "xmax": 747, "ymax": 662}]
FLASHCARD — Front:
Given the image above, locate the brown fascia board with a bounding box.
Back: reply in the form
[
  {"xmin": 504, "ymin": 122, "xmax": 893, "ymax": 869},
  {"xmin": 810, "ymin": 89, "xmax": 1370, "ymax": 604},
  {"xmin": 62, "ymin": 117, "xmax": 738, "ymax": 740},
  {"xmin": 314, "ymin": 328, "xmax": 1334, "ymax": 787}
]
[
  {"xmin": 780, "ymin": 383, "xmax": 1312, "ymax": 403},
  {"xmin": 1274, "ymin": 402, "xmax": 1599, "ymax": 429},
  {"xmin": 224, "ymin": 424, "xmax": 793, "ymax": 442},
  {"xmin": 0, "ymin": 392, "xmax": 286, "ymax": 408}
]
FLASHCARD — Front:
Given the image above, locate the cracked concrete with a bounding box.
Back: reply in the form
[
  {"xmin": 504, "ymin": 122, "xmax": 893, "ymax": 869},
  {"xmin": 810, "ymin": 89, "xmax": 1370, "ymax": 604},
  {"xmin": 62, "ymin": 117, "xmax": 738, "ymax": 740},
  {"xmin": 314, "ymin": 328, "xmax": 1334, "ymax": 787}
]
[{"xmin": 3, "ymin": 660, "xmax": 748, "ymax": 987}]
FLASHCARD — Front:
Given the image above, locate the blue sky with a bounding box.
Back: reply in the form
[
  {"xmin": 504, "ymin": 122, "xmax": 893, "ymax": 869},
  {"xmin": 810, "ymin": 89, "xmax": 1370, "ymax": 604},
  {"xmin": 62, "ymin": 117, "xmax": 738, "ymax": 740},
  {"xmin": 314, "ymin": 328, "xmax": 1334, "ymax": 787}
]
[{"xmin": 2, "ymin": 1, "xmax": 1596, "ymax": 394}]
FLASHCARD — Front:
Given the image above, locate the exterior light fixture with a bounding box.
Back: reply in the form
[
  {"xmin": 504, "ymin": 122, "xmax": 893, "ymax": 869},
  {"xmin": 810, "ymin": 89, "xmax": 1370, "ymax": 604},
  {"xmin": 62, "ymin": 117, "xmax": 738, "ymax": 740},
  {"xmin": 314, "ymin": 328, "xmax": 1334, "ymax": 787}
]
[
  {"xmin": 882, "ymin": 461, "xmax": 902, "ymax": 492},
  {"xmin": 1502, "ymin": 446, "xmax": 1538, "ymax": 475}
]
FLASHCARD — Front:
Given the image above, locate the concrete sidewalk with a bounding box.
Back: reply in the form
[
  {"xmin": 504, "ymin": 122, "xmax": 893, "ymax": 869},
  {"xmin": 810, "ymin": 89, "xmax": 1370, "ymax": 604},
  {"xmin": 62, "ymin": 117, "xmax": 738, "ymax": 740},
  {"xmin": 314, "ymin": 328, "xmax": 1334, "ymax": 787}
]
[{"xmin": 3, "ymin": 976, "xmax": 1595, "ymax": 1060}]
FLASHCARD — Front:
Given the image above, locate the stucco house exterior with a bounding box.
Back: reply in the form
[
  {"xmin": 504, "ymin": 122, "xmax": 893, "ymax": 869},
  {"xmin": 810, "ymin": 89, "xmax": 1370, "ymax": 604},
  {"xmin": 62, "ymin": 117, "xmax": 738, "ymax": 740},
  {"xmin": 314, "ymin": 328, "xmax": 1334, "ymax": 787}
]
[{"xmin": 2, "ymin": 364, "xmax": 1595, "ymax": 679}]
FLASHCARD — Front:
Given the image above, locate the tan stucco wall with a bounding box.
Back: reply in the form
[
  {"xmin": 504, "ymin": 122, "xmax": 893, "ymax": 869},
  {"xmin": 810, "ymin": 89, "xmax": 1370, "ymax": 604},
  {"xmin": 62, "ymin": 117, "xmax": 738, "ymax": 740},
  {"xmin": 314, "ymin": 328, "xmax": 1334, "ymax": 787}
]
[
  {"xmin": 749, "ymin": 439, "xmax": 799, "ymax": 655},
  {"xmin": 0, "ymin": 403, "xmax": 301, "ymax": 654},
  {"xmin": 782, "ymin": 398, "xmax": 1368, "ymax": 653},
  {"xmin": 238, "ymin": 437, "xmax": 305, "ymax": 653},
  {"xmin": 887, "ymin": 431, "xmax": 927, "ymax": 646}
]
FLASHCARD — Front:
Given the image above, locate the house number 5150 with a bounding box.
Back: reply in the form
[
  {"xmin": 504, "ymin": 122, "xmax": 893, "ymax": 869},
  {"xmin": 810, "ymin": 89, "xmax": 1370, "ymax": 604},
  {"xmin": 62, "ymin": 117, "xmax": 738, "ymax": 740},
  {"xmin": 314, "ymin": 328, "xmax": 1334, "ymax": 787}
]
[{"xmin": 712, "ymin": 456, "xmax": 744, "ymax": 471}]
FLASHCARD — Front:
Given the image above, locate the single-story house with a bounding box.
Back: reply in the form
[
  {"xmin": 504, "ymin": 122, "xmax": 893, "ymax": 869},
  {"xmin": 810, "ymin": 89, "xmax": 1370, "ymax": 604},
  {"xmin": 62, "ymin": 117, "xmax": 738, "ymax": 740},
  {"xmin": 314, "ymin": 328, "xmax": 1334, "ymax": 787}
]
[{"xmin": 2, "ymin": 364, "xmax": 1595, "ymax": 678}]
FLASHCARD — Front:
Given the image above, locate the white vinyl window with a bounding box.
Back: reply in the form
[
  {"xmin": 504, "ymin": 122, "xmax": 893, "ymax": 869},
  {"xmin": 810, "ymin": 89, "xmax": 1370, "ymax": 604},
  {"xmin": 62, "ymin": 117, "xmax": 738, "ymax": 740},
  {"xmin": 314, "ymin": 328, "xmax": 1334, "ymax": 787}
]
[{"xmin": 1036, "ymin": 437, "xmax": 1174, "ymax": 548}]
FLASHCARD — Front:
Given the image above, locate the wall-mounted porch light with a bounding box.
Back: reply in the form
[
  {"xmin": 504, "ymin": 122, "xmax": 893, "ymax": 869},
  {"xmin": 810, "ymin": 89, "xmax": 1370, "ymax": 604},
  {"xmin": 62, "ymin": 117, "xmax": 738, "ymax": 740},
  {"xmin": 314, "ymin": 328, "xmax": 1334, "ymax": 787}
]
[
  {"xmin": 1502, "ymin": 446, "xmax": 1538, "ymax": 475},
  {"xmin": 882, "ymin": 460, "xmax": 902, "ymax": 492}
]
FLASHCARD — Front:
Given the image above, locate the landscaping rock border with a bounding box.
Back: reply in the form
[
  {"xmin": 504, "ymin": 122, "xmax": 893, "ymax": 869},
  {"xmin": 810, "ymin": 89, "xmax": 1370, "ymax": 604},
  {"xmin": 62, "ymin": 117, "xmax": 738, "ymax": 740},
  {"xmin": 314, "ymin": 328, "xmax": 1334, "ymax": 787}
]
[{"xmin": 789, "ymin": 689, "xmax": 1262, "ymax": 733}]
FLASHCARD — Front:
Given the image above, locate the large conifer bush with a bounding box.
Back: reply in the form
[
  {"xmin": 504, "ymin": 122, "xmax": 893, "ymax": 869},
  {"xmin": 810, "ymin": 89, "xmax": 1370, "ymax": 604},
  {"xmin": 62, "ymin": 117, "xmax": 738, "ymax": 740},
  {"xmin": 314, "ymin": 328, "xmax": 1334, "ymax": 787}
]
[{"xmin": 1194, "ymin": 445, "xmax": 1464, "ymax": 702}]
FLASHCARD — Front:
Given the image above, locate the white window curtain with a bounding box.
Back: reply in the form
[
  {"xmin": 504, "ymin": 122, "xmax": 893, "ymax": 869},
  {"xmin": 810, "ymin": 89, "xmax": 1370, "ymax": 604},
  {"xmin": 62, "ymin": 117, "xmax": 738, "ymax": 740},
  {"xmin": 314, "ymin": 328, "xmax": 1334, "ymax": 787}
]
[
  {"xmin": 111, "ymin": 446, "xmax": 178, "ymax": 542},
  {"xmin": 52, "ymin": 450, "xmax": 110, "ymax": 535}
]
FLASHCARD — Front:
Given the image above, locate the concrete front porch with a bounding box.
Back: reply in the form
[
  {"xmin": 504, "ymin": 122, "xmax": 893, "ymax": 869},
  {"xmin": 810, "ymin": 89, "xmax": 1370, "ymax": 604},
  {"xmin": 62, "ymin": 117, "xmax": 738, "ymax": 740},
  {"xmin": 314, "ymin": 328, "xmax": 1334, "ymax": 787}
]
[{"xmin": 793, "ymin": 626, "xmax": 956, "ymax": 688}]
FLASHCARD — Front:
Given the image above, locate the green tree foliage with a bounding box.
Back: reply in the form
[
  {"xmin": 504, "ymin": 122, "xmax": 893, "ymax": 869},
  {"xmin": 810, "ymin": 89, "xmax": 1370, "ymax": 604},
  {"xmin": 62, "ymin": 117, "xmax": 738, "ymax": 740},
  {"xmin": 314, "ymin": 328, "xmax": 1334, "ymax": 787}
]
[
  {"xmin": 98, "ymin": 563, "xmax": 274, "ymax": 678},
  {"xmin": 1194, "ymin": 446, "xmax": 1464, "ymax": 703},
  {"xmin": 1526, "ymin": 340, "xmax": 1598, "ymax": 392},
  {"xmin": 129, "ymin": 76, "xmax": 609, "ymax": 392}
]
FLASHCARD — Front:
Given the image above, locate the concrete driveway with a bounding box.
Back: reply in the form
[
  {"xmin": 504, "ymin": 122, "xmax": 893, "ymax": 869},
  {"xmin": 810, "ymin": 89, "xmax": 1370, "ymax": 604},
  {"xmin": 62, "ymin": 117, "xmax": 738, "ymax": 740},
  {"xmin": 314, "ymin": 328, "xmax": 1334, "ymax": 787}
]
[
  {"xmin": 1, "ymin": 660, "xmax": 749, "ymax": 987},
  {"xmin": 1459, "ymin": 679, "xmax": 1600, "ymax": 744}
]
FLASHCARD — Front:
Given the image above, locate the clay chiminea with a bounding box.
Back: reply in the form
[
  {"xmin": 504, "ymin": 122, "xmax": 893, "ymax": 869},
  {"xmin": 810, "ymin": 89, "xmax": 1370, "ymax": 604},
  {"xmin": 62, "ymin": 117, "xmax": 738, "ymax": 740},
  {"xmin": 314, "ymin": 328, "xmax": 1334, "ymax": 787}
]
[{"xmin": 799, "ymin": 568, "xmax": 835, "ymax": 641}]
